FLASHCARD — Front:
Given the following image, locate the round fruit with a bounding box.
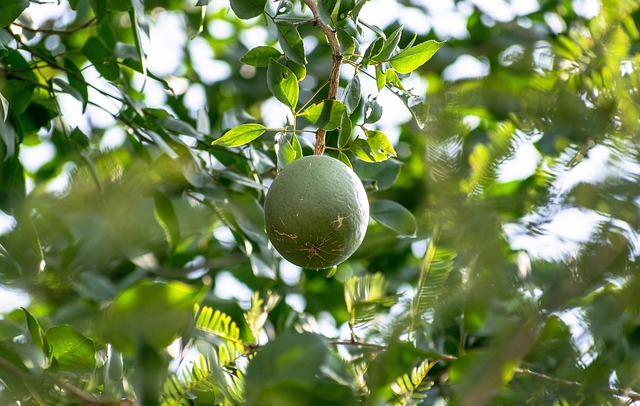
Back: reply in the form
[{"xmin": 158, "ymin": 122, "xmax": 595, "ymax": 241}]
[{"xmin": 264, "ymin": 155, "xmax": 369, "ymax": 269}]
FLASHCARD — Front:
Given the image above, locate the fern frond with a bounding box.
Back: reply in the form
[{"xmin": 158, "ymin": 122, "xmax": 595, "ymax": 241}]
[
  {"xmin": 161, "ymin": 354, "xmax": 217, "ymax": 406},
  {"xmin": 464, "ymin": 120, "xmax": 530, "ymax": 195},
  {"xmin": 409, "ymin": 227, "xmax": 457, "ymax": 336},
  {"xmin": 244, "ymin": 290, "xmax": 281, "ymax": 341},
  {"xmin": 195, "ymin": 306, "xmax": 244, "ymax": 346},
  {"xmin": 390, "ymin": 360, "xmax": 436, "ymax": 405},
  {"xmin": 344, "ymin": 273, "xmax": 400, "ymax": 332}
]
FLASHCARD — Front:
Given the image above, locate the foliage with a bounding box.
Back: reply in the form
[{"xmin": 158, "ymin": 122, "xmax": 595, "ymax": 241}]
[{"xmin": 1, "ymin": 0, "xmax": 640, "ymax": 405}]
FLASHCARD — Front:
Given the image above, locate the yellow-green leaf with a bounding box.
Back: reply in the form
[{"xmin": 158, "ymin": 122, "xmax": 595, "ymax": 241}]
[
  {"xmin": 389, "ymin": 40, "xmax": 444, "ymax": 74},
  {"xmin": 267, "ymin": 58, "xmax": 299, "ymax": 109},
  {"xmin": 212, "ymin": 123, "xmax": 266, "ymax": 147}
]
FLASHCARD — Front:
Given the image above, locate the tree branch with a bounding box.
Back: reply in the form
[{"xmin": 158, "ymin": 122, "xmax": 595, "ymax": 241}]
[{"xmin": 303, "ymin": 0, "xmax": 342, "ymax": 155}]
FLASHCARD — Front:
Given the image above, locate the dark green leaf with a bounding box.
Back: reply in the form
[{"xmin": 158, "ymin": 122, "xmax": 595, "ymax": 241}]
[
  {"xmin": 338, "ymin": 112, "xmax": 354, "ymax": 148},
  {"xmin": 46, "ymin": 325, "xmax": 96, "ymax": 373},
  {"xmin": 337, "ymin": 0, "xmax": 354, "ymax": 20},
  {"xmin": 267, "ymin": 58, "xmax": 299, "ymax": 108},
  {"xmin": 286, "ymin": 59, "xmax": 306, "ymax": 81},
  {"xmin": 230, "ymin": 0, "xmax": 267, "ymax": 19},
  {"xmin": 277, "ymin": 133, "xmax": 297, "ymax": 170},
  {"xmin": 64, "ymin": 58, "xmax": 88, "ymax": 111},
  {"xmin": 337, "ymin": 28, "xmax": 356, "ymax": 55},
  {"xmin": 241, "ymin": 46, "xmax": 282, "ymax": 67},
  {"xmin": 352, "ymin": 158, "xmax": 402, "ymax": 191},
  {"xmin": 154, "ymin": 191, "xmax": 180, "ymax": 250},
  {"xmin": 212, "ymin": 123, "xmax": 267, "ymax": 147},
  {"xmin": 82, "ymin": 37, "xmax": 119, "ymax": 80},
  {"xmin": 319, "ymin": 0, "xmax": 338, "ymax": 25},
  {"xmin": 245, "ymin": 333, "xmax": 328, "ymax": 404},
  {"xmin": 160, "ymin": 117, "xmax": 203, "ymax": 140},
  {"xmin": 0, "ymin": 92, "xmax": 8, "ymax": 122},
  {"xmin": 276, "ymin": 22, "xmax": 306, "ymax": 65},
  {"xmin": 23, "ymin": 308, "xmax": 44, "ymax": 351},
  {"xmin": 0, "ymin": 0, "xmax": 29, "ymax": 28},
  {"xmin": 300, "ymin": 99, "xmax": 346, "ymax": 130},
  {"xmin": 370, "ymin": 200, "xmax": 417, "ymax": 237},
  {"xmin": 343, "ymin": 75, "xmax": 361, "ymax": 114},
  {"xmin": 196, "ymin": 0, "xmax": 212, "ymax": 5},
  {"xmin": 374, "ymin": 25, "xmax": 403, "ymax": 61},
  {"xmin": 1, "ymin": 50, "xmax": 36, "ymax": 114},
  {"xmin": 389, "ymin": 40, "xmax": 444, "ymax": 74},
  {"xmin": 364, "ymin": 97, "xmax": 383, "ymax": 123}
]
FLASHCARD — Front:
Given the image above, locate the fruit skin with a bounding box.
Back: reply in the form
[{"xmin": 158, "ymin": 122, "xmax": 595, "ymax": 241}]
[{"xmin": 264, "ymin": 155, "xmax": 369, "ymax": 269}]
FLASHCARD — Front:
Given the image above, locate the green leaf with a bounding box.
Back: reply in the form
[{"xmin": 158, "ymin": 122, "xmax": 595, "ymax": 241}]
[
  {"xmin": 389, "ymin": 40, "xmax": 444, "ymax": 74},
  {"xmin": 343, "ymin": 75, "xmax": 361, "ymax": 114},
  {"xmin": 46, "ymin": 325, "xmax": 96, "ymax": 373},
  {"xmin": 319, "ymin": 0, "xmax": 338, "ymax": 25},
  {"xmin": 385, "ymin": 68, "xmax": 404, "ymax": 90},
  {"xmin": 82, "ymin": 37, "xmax": 119, "ymax": 80},
  {"xmin": 1, "ymin": 50, "xmax": 36, "ymax": 114},
  {"xmin": 338, "ymin": 113, "xmax": 354, "ymax": 148},
  {"xmin": 23, "ymin": 308, "xmax": 44, "ymax": 351},
  {"xmin": 337, "ymin": 151, "xmax": 352, "ymax": 169},
  {"xmin": 375, "ymin": 65, "xmax": 385, "ymax": 92},
  {"xmin": 276, "ymin": 133, "xmax": 297, "ymax": 170},
  {"xmin": 364, "ymin": 97, "xmax": 383, "ymax": 123},
  {"xmin": 374, "ymin": 25, "xmax": 403, "ymax": 62},
  {"xmin": 337, "ymin": 28, "xmax": 356, "ymax": 55},
  {"xmin": 365, "ymin": 129, "xmax": 396, "ymax": 160},
  {"xmin": 230, "ymin": 0, "xmax": 267, "ymax": 19},
  {"xmin": 245, "ymin": 333, "xmax": 328, "ymax": 403},
  {"xmin": 286, "ymin": 59, "xmax": 306, "ymax": 81},
  {"xmin": 276, "ymin": 22, "xmax": 306, "ymax": 65},
  {"xmin": 129, "ymin": 6, "xmax": 148, "ymax": 86},
  {"xmin": 241, "ymin": 46, "xmax": 282, "ymax": 67},
  {"xmin": 337, "ymin": 0, "xmax": 354, "ymax": 20},
  {"xmin": 154, "ymin": 191, "xmax": 180, "ymax": 250},
  {"xmin": 105, "ymin": 280, "xmax": 205, "ymax": 354},
  {"xmin": 370, "ymin": 200, "xmax": 417, "ymax": 237},
  {"xmin": 300, "ymin": 99, "xmax": 346, "ymax": 130},
  {"xmin": 0, "ymin": 92, "xmax": 7, "ymax": 122},
  {"xmin": 0, "ymin": 0, "xmax": 28, "ymax": 28},
  {"xmin": 267, "ymin": 58, "xmax": 299, "ymax": 109},
  {"xmin": 64, "ymin": 58, "xmax": 88, "ymax": 111},
  {"xmin": 362, "ymin": 37, "xmax": 383, "ymax": 65},
  {"xmin": 212, "ymin": 123, "xmax": 266, "ymax": 147},
  {"xmin": 352, "ymin": 158, "xmax": 402, "ymax": 191}
]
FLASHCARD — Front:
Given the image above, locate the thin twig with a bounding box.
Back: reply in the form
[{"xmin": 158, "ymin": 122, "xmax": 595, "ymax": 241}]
[
  {"xmin": 11, "ymin": 18, "xmax": 96, "ymax": 35},
  {"xmin": 515, "ymin": 368, "xmax": 640, "ymax": 402},
  {"xmin": 302, "ymin": 0, "xmax": 342, "ymax": 155}
]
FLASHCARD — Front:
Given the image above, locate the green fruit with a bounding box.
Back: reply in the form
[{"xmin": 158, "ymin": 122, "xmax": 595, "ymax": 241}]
[{"xmin": 264, "ymin": 155, "xmax": 369, "ymax": 269}]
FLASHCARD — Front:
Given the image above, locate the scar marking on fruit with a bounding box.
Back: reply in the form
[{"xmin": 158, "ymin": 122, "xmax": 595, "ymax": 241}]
[
  {"xmin": 331, "ymin": 213, "xmax": 351, "ymax": 229},
  {"xmin": 273, "ymin": 229, "xmax": 298, "ymax": 241}
]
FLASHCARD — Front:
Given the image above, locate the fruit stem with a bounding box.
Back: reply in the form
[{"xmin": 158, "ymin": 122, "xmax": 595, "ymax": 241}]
[{"xmin": 303, "ymin": 0, "xmax": 342, "ymax": 155}]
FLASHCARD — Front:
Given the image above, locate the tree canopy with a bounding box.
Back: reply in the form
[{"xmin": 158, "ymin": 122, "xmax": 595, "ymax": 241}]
[{"xmin": 1, "ymin": 0, "xmax": 640, "ymax": 404}]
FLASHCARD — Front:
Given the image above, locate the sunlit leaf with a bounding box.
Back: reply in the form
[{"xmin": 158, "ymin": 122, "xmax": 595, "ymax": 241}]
[
  {"xmin": 267, "ymin": 58, "xmax": 299, "ymax": 109},
  {"xmin": 46, "ymin": 325, "xmax": 96, "ymax": 373},
  {"xmin": 212, "ymin": 123, "xmax": 267, "ymax": 147},
  {"xmin": 365, "ymin": 129, "xmax": 396, "ymax": 160},
  {"xmin": 301, "ymin": 99, "xmax": 346, "ymax": 130},
  {"xmin": 374, "ymin": 25, "xmax": 403, "ymax": 62},
  {"xmin": 389, "ymin": 40, "xmax": 444, "ymax": 74}
]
